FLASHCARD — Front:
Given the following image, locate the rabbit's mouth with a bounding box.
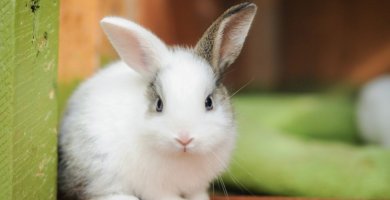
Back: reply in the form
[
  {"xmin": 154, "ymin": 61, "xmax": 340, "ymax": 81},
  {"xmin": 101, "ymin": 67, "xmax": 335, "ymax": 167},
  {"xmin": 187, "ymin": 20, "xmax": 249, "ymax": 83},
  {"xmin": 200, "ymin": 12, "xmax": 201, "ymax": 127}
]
[
  {"xmin": 173, "ymin": 141, "xmax": 196, "ymax": 154},
  {"xmin": 179, "ymin": 145, "xmax": 194, "ymax": 153},
  {"xmin": 175, "ymin": 134, "xmax": 194, "ymax": 153}
]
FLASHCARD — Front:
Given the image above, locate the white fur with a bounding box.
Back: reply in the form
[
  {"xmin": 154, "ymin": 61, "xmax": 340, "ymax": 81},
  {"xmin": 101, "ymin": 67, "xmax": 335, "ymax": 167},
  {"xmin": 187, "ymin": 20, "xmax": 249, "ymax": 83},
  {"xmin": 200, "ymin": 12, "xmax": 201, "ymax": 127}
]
[
  {"xmin": 216, "ymin": 8, "xmax": 256, "ymax": 69},
  {"xmin": 59, "ymin": 16, "xmax": 242, "ymax": 200},
  {"xmin": 357, "ymin": 75, "xmax": 390, "ymax": 148},
  {"xmin": 100, "ymin": 17, "xmax": 169, "ymax": 80}
]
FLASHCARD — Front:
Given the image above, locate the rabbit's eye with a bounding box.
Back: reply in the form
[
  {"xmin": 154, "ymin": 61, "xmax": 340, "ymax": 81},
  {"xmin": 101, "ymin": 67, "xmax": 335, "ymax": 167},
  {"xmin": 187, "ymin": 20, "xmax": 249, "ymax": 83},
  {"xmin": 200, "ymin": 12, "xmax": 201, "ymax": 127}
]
[
  {"xmin": 156, "ymin": 97, "xmax": 163, "ymax": 112},
  {"xmin": 205, "ymin": 95, "xmax": 213, "ymax": 111}
]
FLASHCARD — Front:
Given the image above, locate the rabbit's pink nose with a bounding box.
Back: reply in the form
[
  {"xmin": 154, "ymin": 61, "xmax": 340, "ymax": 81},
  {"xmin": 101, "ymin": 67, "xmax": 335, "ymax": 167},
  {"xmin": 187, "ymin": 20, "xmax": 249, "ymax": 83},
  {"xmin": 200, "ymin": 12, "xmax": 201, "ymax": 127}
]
[{"xmin": 175, "ymin": 132, "xmax": 193, "ymax": 146}]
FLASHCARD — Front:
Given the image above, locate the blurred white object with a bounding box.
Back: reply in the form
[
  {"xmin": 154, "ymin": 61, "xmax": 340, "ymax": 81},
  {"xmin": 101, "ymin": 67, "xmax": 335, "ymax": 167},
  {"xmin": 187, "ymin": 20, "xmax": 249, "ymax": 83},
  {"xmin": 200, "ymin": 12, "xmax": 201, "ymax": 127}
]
[{"xmin": 357, "ymin": 75, "xmax": 390, "ymax": 148}]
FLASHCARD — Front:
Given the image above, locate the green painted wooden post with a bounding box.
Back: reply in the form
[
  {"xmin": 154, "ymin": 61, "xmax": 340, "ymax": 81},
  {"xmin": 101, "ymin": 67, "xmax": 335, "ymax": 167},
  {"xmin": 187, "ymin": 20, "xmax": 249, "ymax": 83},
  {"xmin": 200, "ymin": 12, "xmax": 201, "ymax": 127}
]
[{"xmin": 0, "ymin": 0, "xmax": 59, "ymax": 199}]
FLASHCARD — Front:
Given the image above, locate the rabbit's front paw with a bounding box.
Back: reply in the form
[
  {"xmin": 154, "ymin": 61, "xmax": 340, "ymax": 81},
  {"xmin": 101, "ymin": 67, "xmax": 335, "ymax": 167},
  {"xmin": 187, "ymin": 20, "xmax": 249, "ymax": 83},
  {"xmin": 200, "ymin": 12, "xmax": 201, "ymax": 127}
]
[
  {"xmin": 187, "ymin": 192, "xmax": 209, "ymax": 200},
  {"xmin": 92, "ymin": 194, "xmax": 139, "ymax": 200}
]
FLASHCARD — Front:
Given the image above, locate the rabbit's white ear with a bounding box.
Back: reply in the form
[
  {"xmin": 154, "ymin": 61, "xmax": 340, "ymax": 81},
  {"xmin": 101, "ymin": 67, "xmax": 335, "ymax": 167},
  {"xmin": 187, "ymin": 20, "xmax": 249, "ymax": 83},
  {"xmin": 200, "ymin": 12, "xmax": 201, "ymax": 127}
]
[
  {"xmin": 195, "ymin": 3, "xmax": 257, "ymax": 77},
  {"xmin": 100, "ymin": 17, "xmax": 169, "ymax": 79}
]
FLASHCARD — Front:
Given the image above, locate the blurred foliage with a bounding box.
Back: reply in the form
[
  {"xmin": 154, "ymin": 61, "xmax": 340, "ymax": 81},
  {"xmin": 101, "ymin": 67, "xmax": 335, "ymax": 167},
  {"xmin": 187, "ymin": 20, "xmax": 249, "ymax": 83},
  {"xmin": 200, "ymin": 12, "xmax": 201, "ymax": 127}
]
[
  {"xmin": 233, "ymin": 94, "xmax": 360, "ymax": 143},
  {"xmin": 223, "ymin": 94, "xmax": 390, "ymax": 198}
]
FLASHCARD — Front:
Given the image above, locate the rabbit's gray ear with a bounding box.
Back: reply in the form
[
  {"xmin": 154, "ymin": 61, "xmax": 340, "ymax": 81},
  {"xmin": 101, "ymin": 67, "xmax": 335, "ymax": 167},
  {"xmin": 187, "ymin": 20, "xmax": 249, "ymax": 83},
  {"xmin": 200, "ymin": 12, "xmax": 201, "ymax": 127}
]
[
  {"xmin": 101, "ymin": 17, "xmax": 169, "ymax": 80},
  {"xmin": 195, "ymin": 3, "xmax": 257, "ymax": 77}
]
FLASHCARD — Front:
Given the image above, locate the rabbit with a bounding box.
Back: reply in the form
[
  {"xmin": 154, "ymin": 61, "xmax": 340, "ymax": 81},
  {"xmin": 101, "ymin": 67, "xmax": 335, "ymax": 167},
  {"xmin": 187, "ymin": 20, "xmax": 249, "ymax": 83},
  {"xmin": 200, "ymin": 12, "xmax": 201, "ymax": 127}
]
[
  {"xmin": 58, "ymin": 3, "xmax": 257, "ymax": 200},
  {"xmin": 357, "ymin": 75, "xmax": 390, "ymax": 148}
]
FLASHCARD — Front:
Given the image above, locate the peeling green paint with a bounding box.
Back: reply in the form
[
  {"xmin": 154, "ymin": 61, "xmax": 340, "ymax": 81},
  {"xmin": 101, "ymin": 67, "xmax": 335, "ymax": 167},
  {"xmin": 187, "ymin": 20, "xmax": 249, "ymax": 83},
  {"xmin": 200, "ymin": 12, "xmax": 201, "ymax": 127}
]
[
  {"xmin": 29, "ymin": 0, "xmax": 40, "ymax": 13},
  {"xmin": 0, "ymin": 0, "xmax": 59, "ymax": 199}
]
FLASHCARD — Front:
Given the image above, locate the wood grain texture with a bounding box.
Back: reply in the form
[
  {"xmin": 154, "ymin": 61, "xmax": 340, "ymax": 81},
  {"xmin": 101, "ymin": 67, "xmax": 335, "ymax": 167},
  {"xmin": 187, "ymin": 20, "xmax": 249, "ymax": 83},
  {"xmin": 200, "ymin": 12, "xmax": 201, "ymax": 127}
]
[
  {"xmin": 58, "ymin": 0, "xmax": 138, "ymax": 83},
  {"xmin": 0, "ymin": 0, "xmax": 59, "ymax": 199},
  {"xmin": 0, "ymin": 0, "xmax": 15, "ymax": 199},
  {"xmin": 135, "ymin": 0, "xmax": 280, "ymax": 90},
  {"xmin": 58, "ymin": 0, "xmax": 99, "ymax": 83},
  {"xmin": 280, "ymin": 0, "xmax": 390, "ymax": 88}
]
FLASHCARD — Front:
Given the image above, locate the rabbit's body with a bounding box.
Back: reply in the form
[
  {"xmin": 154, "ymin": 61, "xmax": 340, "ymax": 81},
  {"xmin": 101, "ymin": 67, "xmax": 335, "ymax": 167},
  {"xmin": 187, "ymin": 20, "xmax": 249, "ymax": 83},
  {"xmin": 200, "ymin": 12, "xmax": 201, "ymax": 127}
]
[
  {"xmin": 60, "ymin": 57, "xmax": 233, "ymax": 200},
  {"xmin": 357, "ymin": 75, "xmax": 390, "ymax": 148},
  {"xmin": 59, "ymin": 3, "xmax": 257, "ymax": 200}
]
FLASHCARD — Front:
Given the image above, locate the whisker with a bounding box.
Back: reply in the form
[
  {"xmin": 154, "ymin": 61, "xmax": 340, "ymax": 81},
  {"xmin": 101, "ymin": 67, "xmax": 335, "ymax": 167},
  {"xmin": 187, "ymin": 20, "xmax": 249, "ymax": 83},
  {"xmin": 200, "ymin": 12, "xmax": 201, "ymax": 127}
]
[
  {"xmin": 218, "ymin": 176, "xmax": 229, "ymax": 200},
  {"xmin": 202, "ymin": 154, "xmax": 224, "ymax": 199},
  {"xmin": 229, "ymin": 157, "xmax": 258, "ymax": 183},
  {"xmin": 210, "ymin": 151, "xmax": 254, "ymax": 196},
  {"xmin": 226, "ymin": 169, "xmax": 254, "ymax": 195},
  {"xmin": 209, "ymin": 152, "xmax": 232, "ymax": 199},
  {"xmin": 229, "ymin": 77, "xmax": 255, "ymax": 98},
  {"xmin": 215, "ymin": 176, "xmax": 222, "ymax": 195},
  {"xmin": 206, "ymin": 152, "xmax": 229, "ymax": 199},
  {"xmin": 212, "ymin": 180, "xmax": 215, "ymax": 199}
]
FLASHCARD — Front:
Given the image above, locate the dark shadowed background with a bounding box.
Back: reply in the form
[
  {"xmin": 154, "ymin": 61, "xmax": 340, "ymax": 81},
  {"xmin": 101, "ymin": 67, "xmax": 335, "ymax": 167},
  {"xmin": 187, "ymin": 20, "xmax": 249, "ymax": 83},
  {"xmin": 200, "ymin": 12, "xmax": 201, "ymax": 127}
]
[{"xmin": 59, "ymin": 0, "xmax": 390, "ymax": 91}]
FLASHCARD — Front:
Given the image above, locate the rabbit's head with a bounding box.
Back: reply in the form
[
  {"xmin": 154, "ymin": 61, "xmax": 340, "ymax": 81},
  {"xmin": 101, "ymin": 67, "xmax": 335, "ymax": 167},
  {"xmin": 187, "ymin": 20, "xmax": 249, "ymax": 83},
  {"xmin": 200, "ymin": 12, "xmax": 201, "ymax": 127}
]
[{"xmin": 100, "ymin": 3, "xmax": 257, "ymax": 155}]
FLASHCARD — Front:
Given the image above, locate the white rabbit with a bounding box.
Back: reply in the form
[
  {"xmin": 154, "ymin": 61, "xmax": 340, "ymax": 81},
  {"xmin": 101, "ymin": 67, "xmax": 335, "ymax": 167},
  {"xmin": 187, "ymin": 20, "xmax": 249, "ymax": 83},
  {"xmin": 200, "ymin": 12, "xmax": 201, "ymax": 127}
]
[
  {"xmin": 59, "ymin": 3, "xmax": 257, "ymax": 200},
  {"xmin": 357, "ymin": 75, "xmax": 390, "ymax": 148}
]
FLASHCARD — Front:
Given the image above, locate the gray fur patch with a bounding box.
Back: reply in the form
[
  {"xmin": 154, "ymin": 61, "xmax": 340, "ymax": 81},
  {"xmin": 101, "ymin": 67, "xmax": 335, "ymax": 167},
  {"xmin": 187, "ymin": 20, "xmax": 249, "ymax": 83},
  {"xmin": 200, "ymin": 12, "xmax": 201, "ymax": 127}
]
[
  {"xmin": 214, "ymin": 84, "xmax": 233, "ymax": 115},
  {"xmin": 194, "ymin": 2, "xmax": 256, "ymax": 78},
  {"xmin": 58, "ymin": 150, "xmax": 88, "ymax": 200},
  {"xmin": 145, "ymin": 78, "xmax": 163, "ymax": 114}
]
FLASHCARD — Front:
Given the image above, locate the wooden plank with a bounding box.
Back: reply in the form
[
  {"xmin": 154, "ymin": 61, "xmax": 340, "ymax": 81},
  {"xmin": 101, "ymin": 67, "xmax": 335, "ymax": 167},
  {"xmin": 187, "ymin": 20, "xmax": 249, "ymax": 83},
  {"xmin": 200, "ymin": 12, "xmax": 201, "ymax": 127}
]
[
  {"xmin": 0, "ymin": 0, "xmax": 16, "ymax": 199},
  {"xmin": 280, "ymin": 0, "xmax": 390, "ymax": 88},
  {"xmin": 0, "ymin": 0, "xmax": 59, "ymax": 199},
  {"xmin": 136, "ymin": 0, "xmax": 281, "ymax": 90},
  {"xmin": 96, "ymin": 0, "xmax": 133, "ymax": 63},
  {"xmin": 58, "ymin": 0, "xmax": 137, "ymax": 83},
  {"xmin": 58, "ymin": 0, "xmax": 100, "ymax": 83},
  {"xmin": 347, "ymin": 43, "xmax": 390, "ymax": 84}
]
